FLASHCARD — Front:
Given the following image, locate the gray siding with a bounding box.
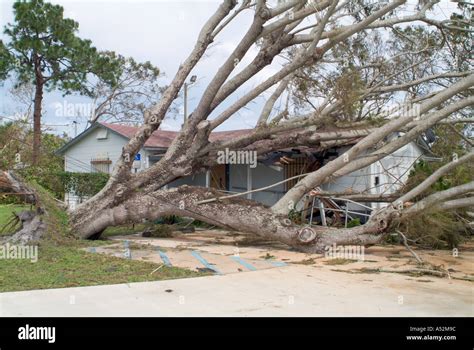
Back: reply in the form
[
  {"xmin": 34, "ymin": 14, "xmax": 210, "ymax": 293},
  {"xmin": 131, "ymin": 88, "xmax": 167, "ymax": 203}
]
[{"xmin": 229, "ymin": 164, "xmax": 285, "ymax": 207}]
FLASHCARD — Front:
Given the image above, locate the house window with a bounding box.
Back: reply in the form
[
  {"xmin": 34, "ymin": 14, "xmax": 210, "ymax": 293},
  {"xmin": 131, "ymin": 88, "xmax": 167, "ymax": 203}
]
[
  {"xmin": 96, "ymin": 129, "xmax": 108, "ymax": 140},
  {"xmin": 91, "ymin": 158, "xmax": 112, "ymax": 173},
  {"xmin": 374, "ymin": 176, "xmax": 380, "ymax": 186},
  {"xmin": 284, "ymin": 156, "xmax": 308, "ymax": 191}
]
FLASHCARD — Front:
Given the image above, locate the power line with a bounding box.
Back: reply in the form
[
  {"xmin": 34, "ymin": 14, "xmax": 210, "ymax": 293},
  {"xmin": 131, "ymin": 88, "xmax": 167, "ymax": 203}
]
[
  {"xmin": 64, "ymin": 155, "xmax": 95, "ymax": 173},
  {"xmin": 0, "ymin": 115, "xmax": 72, "ymax": 128}
]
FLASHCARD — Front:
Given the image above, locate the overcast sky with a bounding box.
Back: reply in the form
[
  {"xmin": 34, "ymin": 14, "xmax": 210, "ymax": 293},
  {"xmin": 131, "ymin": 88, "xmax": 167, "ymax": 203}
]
[
  {"xmin": 0, "ymin": 0, "xmax": 276, "ymax": 136},
  {"xmin": 0, "ymin": 0, "xmax": 459, "ymax": 137}
]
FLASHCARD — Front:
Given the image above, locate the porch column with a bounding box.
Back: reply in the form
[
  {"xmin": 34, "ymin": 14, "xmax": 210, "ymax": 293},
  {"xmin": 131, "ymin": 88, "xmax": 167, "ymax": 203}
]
[
  {"xmin": 206, "ymin": 169, "xmax": 211, "ymax": 188},
  {"xmin": 247, "ymin": 165, "xmax": 252, "ymax": 200}
]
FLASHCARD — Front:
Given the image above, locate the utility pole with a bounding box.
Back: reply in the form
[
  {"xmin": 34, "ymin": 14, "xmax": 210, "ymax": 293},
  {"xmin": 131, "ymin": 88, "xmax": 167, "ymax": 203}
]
[
  {"xmin": 183, "ymin": 75, "xmax": 197, "ymax": 125},
  {"xmin": 73, "ymin": 120, "xmax": 78, "ymax": 137},
  {"xmin": 183, "ymin": 82, "xmax": 188, "ymax": 124}
]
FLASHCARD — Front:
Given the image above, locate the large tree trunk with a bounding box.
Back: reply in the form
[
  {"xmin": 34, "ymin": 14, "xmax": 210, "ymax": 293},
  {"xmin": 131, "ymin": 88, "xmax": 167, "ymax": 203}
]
[
  {"xmin": 66, "ymin": 1, "xmax": 474, "ymax": 254},
  {"xmin": 68, "ymin": 149, "xmax": 474, "ymax": 253},
  {"xmin": 71, "ymin": 185, "xmax": 388, "ymax": 253},
  {"xmin": 32, "ymin": 70, "xmax": 44, "ymax": 166}
]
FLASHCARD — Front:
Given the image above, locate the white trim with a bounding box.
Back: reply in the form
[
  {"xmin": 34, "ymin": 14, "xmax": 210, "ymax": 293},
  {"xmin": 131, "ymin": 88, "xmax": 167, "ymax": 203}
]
[
  {"xmin": 247, "ymin": 165, "xmax": 252, "ymax": 200},
  {"xmin": 206, "ymin": 170, "xmax": 211, "ymax": 188}
]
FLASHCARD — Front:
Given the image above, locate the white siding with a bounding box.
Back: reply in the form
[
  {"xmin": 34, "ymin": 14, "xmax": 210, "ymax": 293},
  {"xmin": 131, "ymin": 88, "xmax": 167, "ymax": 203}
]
[
  {"xmin": 64, "ymin": 127, "xmax": 148, "ymax": 173},
  {"xmin": 63, "ymin": 127, "xmax": 149, "ymax": 208},
  {"xmin": 320, "ymin": 142, "xmax": 424, "ymax": 211},
  {"xmin": 370, "ymin": 142, "xmax": 423, "ymax": 210}
]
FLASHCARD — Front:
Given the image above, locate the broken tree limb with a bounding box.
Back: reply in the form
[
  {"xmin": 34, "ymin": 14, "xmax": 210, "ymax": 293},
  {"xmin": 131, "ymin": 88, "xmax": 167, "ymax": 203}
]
[
  {"xmin": 402, "ymin": 181, "xmax": 474, "ymax": 216},
  {"xmin": 446, "ymin": 124, "xmax": 474, "ymax": 147},
  {"xmin": 0, "ymin": 171, "xmax": 36, "ymax": 204},
  {"xmin": 396, "ymin": 230, "xmax": 423, "ymax": 264},
  {"xmin": 438, "ymin": 197, "xmax": 474, "ymax": 211},
  {"xmin": 439, "ymin": 118, "xmax": 474, "ymax": 125},
  {"xmin": 0, "ymin": 171, "xmax": 47, "ymax": 244},
  {"xmin": 7, "ymin": 209, "xmax": 46, "ymax": 245},
  {"xmin": 397, "ymin": 152, "xmax": 474, "ymax": 205},
  {"xmin": 311, "ymin": 192, "xmax": 400, "ymax": 202}
]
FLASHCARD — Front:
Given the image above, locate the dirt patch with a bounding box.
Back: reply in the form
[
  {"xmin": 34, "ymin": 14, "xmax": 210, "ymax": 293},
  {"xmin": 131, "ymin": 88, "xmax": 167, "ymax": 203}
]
[{"xmin": 324, "ymin": 258, "xmax": 357, "ymax": 265}]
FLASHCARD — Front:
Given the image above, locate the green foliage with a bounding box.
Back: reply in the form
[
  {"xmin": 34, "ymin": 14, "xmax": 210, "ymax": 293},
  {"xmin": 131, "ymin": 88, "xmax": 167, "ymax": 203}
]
[
  {"xmin": 0, "ymin": 121, "xmax": 27, "ymax": 170},
  {"xmin": 1, "ymin": 0, "xmax": 121, "ymax": 93},
  {"xmin": 159, "ymin": 215, "xmax": 179, "ymax": 225},
  {"xmin": 0, "ymin": 122, "xmax": 107, "ymax": 201},
  {"xmin": 144, "ymin": 225, "xmax": 173, "ymax": 238},
  {"xmin": 0, "ymin": 40, "xmax": 14, "ymax": 81},
  {"xmin": 57, "ymin": 172, "xmax": 109, "ymax": 198},
  {"xmin": 188, "ymin": 219, "xmax": 213, "ymax": 228},
  {"xmin": 0, "ymin": 0, "xmax": 123, "ymax": 165},
  {"xmin": 288, "ymin": 208, "xmax": 302, "ymax": 224},
  {"xmin": 0, "ymin": 204, "xmax": 32, "ymax": 235},
  {"xmin": 333, "ymin": 68, "xmax": 364, "ymax": 120},
  {"xmin": 406, "ymin": 160, "xmax": 451, "ymax": 193},
  {"xmin": 102, "ymin": 223, "xmax": 149, "ymax": 238},
  {"xmin": 21, "ymin": 170, "xmax": 108, "ymax": 199},
  {"xmin": 26, "ymin": 179, "xmax": 70, "ymax": 238},
  {"xmin": 0, "ymin": 121, "xmax": 67, "ymax": 202},
  {"xmin": 15, "ymin": 167, "xmax": 63, "ymax": 199},
  {"xmin": 347, "ymin": 218, "xmax": 361, "ymax": 228},
  {"xmin": 404, "ymin": 126, "xmax": 473, "ymax": 200},
  {"xmin": 400, "ymin": 124, "xmax": 473, "ymax": 249},
  {"xmin": 396, "ymin": 211, "xmax": 470, "ymax": 249},
  {"xmin": 0, "ymin": 194, "xmax": 23, "ymax": 205}
]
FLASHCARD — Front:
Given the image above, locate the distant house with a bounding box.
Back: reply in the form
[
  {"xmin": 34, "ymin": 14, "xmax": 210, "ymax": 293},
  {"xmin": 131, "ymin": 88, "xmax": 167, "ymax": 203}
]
[{"xmin": 56, "ymin": 122, "xmax": 434, "ymax": 224}]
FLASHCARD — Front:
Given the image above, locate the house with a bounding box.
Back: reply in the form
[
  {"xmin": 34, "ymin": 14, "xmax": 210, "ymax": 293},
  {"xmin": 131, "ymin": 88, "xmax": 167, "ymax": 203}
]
[{"xmin": 56, "ymin": 122, "xmax": 434, "ymax": 224}]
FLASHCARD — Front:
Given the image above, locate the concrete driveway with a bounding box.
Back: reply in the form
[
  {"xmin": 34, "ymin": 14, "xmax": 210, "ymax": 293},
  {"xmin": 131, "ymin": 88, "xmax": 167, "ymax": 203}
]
[{"xmin": 1, "ymin": 264, "xmax": 472, "ymax": 317}]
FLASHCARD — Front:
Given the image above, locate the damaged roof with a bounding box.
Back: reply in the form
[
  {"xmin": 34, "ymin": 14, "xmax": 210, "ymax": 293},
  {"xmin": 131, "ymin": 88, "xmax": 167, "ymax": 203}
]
[
  {"xmin": 56, "ymin": 121, "xmax": 434, "ymax": 158},
  {"xmin": 56, "ymin": 122, "xmax": 252, "ymax": 154}
]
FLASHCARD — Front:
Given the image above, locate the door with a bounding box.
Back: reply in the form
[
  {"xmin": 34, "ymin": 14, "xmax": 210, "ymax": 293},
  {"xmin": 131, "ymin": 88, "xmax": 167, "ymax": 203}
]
[{"xmin": 210, "ymin": 164, "xmax": 227, "ymax": 190}]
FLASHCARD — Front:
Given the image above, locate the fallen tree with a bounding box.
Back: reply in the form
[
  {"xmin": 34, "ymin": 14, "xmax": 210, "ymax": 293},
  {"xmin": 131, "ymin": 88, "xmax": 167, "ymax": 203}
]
[
  {"xmin": 0, "ymin": 171, "xmax": 46, "ymax": 244},
  {"xmin": 11, "ymin": 1, "xmax": 474, "ymax": 252}
]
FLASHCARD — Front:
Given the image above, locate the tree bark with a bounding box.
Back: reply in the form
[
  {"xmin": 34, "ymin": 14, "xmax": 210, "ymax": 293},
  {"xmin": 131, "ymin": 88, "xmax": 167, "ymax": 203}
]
[
  {"xmin": 72, "ymin": 185, "xmax": 386, "ymax": 253},
  {"xmin": 0, "ymin": 171, "xmax": 46, "ymax": 244},
  {"xmin": 32, "ymin": 59, "xmax": 44, "ymax": 166},
  {"xmin": 65, "ymin": 1, "xmax": 473, "ymax": 254}
]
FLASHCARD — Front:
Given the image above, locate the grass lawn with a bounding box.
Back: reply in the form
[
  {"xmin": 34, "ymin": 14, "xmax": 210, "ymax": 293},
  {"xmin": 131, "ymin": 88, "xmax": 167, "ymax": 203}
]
[
  {"xmin": 102, "ymin": 223, "xmax": 149, "ymax": 238},
  {"xmin": 0, "ymin": 204, "xmax": 33, "ymax": 235},
  {"xmin": 1, "ymin": 183, "xmax": 206, "ymax": 293},
  {"xmin": 0, "ymin": 241, "xmax": 205, "ymax": 292}
]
